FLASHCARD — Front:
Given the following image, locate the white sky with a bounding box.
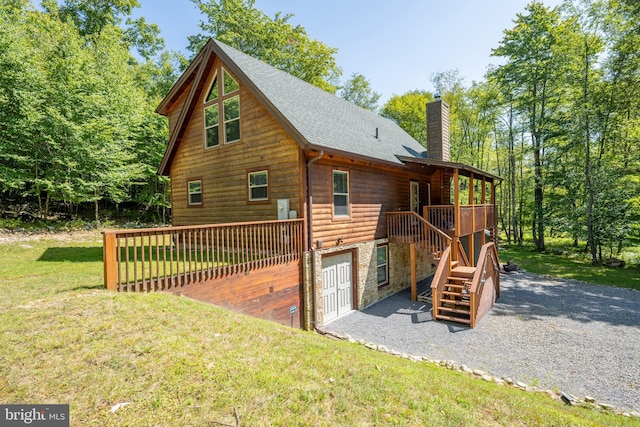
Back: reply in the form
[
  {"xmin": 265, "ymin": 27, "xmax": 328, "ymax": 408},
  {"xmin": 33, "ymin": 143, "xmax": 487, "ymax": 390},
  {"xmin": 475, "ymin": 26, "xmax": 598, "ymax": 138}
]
[{"xmin": 134, "ymin": 0, "xmax": 563, "ymax": 103}]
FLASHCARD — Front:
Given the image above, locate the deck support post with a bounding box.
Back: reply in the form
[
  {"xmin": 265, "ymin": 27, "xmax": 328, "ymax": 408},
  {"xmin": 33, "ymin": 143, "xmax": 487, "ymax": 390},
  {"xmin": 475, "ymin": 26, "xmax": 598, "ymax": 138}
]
[
  {"xmin": 410, "ymin": 243, "xmax": 417, "ymax": 302},
  {"xmin": 469, "ymin": 173, "xmax": 475, "ymax": 266},
  {"xmin": 103, "ymin": 232, "xmax": 117, "ymax": 291},
  {"xmin": 453, "ymin": 169, "xmax": 460, "ymax": 263}
]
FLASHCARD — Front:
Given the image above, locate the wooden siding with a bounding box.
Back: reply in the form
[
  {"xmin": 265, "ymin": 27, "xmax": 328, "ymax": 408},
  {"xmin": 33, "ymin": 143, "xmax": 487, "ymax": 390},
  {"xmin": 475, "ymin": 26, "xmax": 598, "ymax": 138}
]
[
  {"xmin": 429, "ymin": 169, "xmax": 452, "ymax": 206},
  {"xmin": 309, "ymin": 159, "xmax": 428, "ymax": 247},
  {"xmin": 167, "ymin": 83, "xmax": 190, "ymax": 137},
  {"xmin": 171, "ymin": 261, "xmax": 301, "ymax": 328},
  {"xmin": 169, "ymin": 57, "xmax": 302, "ymax": 226}
]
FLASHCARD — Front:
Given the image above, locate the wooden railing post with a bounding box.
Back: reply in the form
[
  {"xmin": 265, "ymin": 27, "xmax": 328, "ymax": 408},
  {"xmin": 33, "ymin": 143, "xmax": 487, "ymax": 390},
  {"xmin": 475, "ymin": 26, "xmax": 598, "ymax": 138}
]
[{"xmin": 103, "ymin": 231, "xmax": 118, "ymax": 291}]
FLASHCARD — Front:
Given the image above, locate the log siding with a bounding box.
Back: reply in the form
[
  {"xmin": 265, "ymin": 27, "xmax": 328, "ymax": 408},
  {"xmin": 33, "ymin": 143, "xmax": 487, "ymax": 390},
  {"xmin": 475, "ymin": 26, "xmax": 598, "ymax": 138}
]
[{"xmin": 169, "ymin": 58, "xmax": 302, "ymax": 226}]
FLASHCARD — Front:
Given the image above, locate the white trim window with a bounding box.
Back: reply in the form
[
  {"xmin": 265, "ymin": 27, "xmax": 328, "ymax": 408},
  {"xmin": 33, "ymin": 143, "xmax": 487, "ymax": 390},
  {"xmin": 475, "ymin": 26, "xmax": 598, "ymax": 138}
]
[
  {"xmin": 333, "ymin": 170, "xmax": 349, "ymax": 217},
  {"xmin": 248, "ymin": 170, "xmax": 268, "ymax": 201},
  {"xmin": 188, "ymin": 180, "xmax": 202, "ymax": 206},
  {"xmin": 376, "ymin": 244, "xmax": 389, "ymax": 287},
  {"xmin": 223, "ymin": 95, "xmax": 240, "ymax": 143}
]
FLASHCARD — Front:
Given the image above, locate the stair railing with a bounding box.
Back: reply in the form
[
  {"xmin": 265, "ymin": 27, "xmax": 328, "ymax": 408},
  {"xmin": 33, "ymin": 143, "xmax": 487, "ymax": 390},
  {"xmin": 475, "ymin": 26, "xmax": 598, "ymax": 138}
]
[
  {"xmin": 468, "ymin": 242, "xmax": 500, "ymax": 327},
  {"xmin": 386, "ymin": 211, "xmax": 452, "ymax": 264},
  {"xmin": 430, "ymin": 244, "xmax": 452, "ymax": 320}
]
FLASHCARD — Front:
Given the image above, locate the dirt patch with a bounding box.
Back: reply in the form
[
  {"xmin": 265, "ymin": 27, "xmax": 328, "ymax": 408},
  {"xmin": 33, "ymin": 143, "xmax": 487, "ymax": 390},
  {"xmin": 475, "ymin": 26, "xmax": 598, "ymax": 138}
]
[{"xmin": 0, "ymin": 229, "xmax": 102, "ymax": 245}]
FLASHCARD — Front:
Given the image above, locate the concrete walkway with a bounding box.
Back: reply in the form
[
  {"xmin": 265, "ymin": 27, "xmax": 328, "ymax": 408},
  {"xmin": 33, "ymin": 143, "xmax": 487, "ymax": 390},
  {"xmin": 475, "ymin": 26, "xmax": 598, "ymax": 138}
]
[{"xmin": 326, "ymin": 271, "xmax": 640, "ymax": 413}]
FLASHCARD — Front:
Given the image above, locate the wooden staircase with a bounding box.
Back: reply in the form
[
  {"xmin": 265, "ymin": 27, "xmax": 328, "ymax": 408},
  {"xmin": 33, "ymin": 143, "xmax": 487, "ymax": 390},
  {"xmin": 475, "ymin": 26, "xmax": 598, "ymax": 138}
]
[
  {"xmin": 431, "ymin": 242, "xmax": 501, "ymax": 328},
  {"xmin": 435, "ymin": 266, "xmax": 475, "ymax": 325},
  {"xmin": 387, "ymin": 211, "xmax": 500, "ymax": 328}
]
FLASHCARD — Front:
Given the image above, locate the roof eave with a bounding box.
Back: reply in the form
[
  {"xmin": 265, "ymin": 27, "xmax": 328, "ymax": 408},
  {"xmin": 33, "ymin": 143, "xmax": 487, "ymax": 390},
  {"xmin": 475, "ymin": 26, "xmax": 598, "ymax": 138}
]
[
  {"xmin": 396, "ymin": 156, "xmax": 503, "ymax": 181},
  {"xmin": 306, "ymin": 144, "xmax": 408, "ymax": 169}
]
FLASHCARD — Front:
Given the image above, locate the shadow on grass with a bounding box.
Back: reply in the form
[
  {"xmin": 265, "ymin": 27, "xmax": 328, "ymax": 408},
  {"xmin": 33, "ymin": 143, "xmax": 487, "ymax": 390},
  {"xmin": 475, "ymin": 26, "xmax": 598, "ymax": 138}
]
[
  {"xmin": 61, "ymin": 284, "xmax": 105, "ymax": 292},
  {"xmin": 38, "ymin": 247, "xmax": 103, "ymax": 263}
]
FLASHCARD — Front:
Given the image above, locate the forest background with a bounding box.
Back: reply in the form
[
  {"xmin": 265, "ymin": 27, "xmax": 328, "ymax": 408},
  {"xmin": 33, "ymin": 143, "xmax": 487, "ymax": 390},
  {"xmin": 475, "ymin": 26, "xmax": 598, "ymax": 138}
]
[{"xmin": 0, "ymin": 0, "xmax": 638, "ymax": 266}]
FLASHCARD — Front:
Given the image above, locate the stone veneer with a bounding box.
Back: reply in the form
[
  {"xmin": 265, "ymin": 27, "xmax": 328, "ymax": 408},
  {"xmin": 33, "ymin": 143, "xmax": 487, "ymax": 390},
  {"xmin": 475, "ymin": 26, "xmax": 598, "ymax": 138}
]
[{"xmin": 301, "ymin": 239, "xmax": 436, "ymax": 329}]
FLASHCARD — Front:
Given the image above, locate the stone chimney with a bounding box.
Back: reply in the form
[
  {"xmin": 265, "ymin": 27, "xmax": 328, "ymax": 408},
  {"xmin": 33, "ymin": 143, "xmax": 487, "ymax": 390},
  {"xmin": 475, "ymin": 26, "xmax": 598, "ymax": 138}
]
[{"xmin": 426, "ymin": 95, "xmax": 450, "ymax": 162}]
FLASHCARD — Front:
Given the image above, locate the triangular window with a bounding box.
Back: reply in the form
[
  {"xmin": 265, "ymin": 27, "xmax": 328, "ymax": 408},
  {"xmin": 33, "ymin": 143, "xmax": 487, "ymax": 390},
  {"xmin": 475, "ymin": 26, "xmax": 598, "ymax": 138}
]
[
  {"xmin": 206, "ymin": 75, "xmax": 218, "ymax": 102},
  {"xmin": 223, "ymin": 69, "xmax": 239, "ymax": 95}
]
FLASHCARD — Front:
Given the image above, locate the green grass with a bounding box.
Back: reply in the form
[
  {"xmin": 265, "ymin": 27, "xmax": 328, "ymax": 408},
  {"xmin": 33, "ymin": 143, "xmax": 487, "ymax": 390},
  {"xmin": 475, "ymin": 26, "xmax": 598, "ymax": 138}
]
[
  {"xmin": 499, "ymin": 236, "xmax": 640, "ymax": 291},
  {"xmin": 0, "ymin": 233, "xmax": 637, "ymax": 426}
]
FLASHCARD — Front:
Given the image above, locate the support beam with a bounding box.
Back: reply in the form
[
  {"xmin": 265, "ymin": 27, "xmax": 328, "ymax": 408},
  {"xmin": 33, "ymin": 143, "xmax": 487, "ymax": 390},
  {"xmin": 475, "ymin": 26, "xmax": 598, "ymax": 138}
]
[
  {"xmin": 469, "ymin": 173, "xmax": 475, "ymax": 266},
  {"xmin": 453, "ymin": 169, "xmax": 460, "ymax": 262},
  {"xmin": 481, "ymin": 177, "xmax": 487, "ymax": 246},
  {"xmin": 410, "ymin": 243, "xmax": 417, "ymax": 301}
]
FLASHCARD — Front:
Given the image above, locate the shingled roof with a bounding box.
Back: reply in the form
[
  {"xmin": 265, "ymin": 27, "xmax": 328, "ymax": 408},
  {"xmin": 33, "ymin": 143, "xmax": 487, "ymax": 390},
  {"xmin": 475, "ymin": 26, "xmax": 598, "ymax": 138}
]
[{"xmin": 157, "ymin": 39, "xmax": 427, "ymax": 175}]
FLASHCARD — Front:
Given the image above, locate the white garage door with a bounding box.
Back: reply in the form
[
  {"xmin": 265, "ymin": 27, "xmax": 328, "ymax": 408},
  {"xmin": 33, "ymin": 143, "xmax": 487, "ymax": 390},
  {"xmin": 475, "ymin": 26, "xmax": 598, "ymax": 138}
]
[{"xmin": 322, "ymin": 252, "xmax": 353, "ymax": 323}]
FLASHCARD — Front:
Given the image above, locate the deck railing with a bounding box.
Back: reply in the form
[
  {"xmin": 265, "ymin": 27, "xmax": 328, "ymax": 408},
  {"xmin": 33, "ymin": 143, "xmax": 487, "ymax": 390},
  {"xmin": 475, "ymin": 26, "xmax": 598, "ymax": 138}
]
[
  {"xmin": 425, "ymin": 204, "xmax": 496, "ymax": 236},
  {"xmin": 103, "ymin": 219, "xmax": 304, "ymax": 292},
  {"xmin": 386, "ymin": 211, "xmax": 452, "ymax": 262}
]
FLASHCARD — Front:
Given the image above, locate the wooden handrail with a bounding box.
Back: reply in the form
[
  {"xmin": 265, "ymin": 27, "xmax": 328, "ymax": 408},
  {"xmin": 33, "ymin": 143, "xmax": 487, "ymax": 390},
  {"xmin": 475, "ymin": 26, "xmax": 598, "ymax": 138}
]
[
  {"xmin": 430, "ymin": 244, "xmax": 451, "ymax": 320},
  {"xmin": 386, "ymin": 211, "xmax": 452, "ymax": 246},
  {"xmin": 102, "ymin": 219, "xmax": 304, "ymax": 292},
  {"xmin": 468, "ymin": 241, "xmax": 500, "ymax": 327}
]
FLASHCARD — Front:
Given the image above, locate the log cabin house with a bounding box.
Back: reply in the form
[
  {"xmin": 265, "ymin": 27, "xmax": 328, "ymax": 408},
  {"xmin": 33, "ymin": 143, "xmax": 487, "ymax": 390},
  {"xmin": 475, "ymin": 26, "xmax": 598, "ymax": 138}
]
[{"xmin": 102, "ymin": 39, "xmax": 501, "ymax": 329}]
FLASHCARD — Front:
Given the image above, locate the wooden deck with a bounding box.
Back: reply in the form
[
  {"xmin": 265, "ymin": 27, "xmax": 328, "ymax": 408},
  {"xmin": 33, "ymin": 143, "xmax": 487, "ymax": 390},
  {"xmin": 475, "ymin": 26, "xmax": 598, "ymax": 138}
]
[{"xmin": 102, "ymin": 219, "xmax": 304, "ymax": 327}]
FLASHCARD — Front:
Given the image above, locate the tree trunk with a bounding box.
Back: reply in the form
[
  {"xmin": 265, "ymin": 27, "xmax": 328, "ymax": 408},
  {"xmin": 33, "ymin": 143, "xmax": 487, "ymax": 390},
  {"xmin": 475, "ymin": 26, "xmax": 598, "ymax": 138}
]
[
  {"xmin": 533, "ymin": 133, "xmax": 545, "ymax": 252},
  {"xmin": 582, "ymin": 38, "xmax": 598, "ymax": 266}
]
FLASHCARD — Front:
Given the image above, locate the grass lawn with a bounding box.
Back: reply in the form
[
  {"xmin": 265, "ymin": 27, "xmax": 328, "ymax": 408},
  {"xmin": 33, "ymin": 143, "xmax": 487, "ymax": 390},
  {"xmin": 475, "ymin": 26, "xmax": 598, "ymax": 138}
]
[
  {"xmin": 499, "ymin": 236, "xmax": 640, "ymax": 291},
  {"xmin": 0, "ymin": 231, "xmax": 637, "ymax": 426}
]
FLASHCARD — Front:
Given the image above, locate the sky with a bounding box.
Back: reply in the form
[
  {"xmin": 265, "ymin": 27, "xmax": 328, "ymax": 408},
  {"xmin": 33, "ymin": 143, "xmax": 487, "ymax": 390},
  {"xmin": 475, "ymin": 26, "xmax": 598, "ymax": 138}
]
[{"xmin": 133, "ymin": 0, "xmax": 563, "ymax": 104}]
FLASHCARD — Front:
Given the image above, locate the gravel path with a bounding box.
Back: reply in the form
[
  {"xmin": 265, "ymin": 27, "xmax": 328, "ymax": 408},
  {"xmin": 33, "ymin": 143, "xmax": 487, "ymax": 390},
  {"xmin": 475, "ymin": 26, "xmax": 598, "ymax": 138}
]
[{"xmin": 326, "ymin": 271, "xmax": 640, "ymax": 413}]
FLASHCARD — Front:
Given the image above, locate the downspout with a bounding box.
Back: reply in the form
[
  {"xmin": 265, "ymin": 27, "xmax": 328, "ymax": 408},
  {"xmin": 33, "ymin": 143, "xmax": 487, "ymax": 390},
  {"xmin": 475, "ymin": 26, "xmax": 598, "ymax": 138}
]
[{"xmin": 306, "ymin": 150, "xmax": 323, "ymax": 331}]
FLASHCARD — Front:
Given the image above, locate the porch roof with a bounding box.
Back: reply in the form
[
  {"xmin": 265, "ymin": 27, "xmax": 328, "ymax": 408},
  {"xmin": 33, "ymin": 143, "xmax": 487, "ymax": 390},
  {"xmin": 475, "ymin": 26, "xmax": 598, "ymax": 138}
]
[{"xmin": 396, "ymin": 156, "xmax": 503, "ymax": 181}]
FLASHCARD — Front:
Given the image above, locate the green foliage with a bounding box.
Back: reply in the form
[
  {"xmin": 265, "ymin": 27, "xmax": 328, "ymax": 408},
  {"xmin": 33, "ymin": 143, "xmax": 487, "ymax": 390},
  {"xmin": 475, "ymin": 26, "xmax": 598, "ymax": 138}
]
[
  {"xmin": 54, "ymin": 0, "xmax": 140, "ymax": 36},
  {"xmin": 188, "ymin": 0, "xmax": 342, "ymax": 93},
  {"xmin": 380, "ymin": 90, "xmax": 433, "ymax": 145},
  {"xmin": 0, "ymin": 1, "xmax": 174, "ymax": 221},
  {"xmin": 339, "ymin": 73, "xmax": 381, "ymax": 112}
]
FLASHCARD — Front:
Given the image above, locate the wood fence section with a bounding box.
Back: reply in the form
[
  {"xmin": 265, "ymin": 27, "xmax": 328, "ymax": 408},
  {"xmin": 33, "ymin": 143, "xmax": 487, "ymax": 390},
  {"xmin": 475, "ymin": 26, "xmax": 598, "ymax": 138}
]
[{"xmin": 102, "ymin": 219, "xmax": 304, "ymax": 292}]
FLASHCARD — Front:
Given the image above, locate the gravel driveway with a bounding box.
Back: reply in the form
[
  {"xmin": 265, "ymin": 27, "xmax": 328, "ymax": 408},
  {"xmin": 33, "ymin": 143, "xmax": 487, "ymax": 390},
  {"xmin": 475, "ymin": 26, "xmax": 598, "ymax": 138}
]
[{"xmin": 326, "ymin": 271, "xmax": 640, "ymax": 413}]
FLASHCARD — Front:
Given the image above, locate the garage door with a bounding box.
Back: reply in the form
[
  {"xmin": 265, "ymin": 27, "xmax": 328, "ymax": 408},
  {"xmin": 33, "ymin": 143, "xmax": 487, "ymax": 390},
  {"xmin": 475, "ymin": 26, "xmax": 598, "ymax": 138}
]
[{"xmin": 322, "ymin": 252, "xmax": 353, "ymax": 323}]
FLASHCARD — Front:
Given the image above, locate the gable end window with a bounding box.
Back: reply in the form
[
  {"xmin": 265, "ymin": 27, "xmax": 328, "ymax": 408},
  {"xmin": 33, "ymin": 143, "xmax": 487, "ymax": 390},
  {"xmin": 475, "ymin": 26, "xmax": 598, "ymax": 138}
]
[
  {"xmin": 377, "ymin": 244, "xmax": 389, "ymax": 287},
  {"xmin": 188, "ymin": 180, "xmax": 202, "ymax": 206},
  {"xmin": 224, "ymin": 96, "xmax": 240, "ymax": 143},
  {"xmin": 333, "ymin": 170, "xmax": 349, "ymax": 217},
  {"xmin": 248, "ymin": 170, "xmax": 269, "ymax": 201},
  {"xmin": 204, "ymin": 67, "xmax": 240, "ymax": 148}
]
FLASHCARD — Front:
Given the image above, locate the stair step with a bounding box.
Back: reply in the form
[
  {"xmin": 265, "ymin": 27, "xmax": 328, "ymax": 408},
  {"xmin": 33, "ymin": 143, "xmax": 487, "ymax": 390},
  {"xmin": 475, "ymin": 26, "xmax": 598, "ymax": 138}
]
[
  {"xmin": 447, "ymin": 276, "xmax": 473, "ymax": 283},
  {"xmin": 440, "ymin": 297, "xmax": 470, "ymax": 306},
  {"xmin": 434, "ymin": 314, "xmax": 471, "ymax": 325},
  {"xmin": 451, "ymin": 260, "xmax": 459, "ymax": 268},
  {"xmin": 438, "ymin": 305, "xmax": 471, "ymax": 315},
  {"xmin": 442, "ymin": 290, "xmax": 463, "ymax": 297},
  {"xmin": 451, "ymin": 266, "xmax": 476, "ymax": 278}
]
